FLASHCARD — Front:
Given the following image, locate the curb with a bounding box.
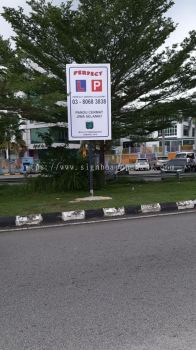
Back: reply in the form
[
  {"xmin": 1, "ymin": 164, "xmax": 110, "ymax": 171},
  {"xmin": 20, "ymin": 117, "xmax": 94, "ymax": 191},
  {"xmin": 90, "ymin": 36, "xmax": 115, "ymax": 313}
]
[{"xmin": 0, "ymin": 200, "xmax": 196, "ymax": 229}]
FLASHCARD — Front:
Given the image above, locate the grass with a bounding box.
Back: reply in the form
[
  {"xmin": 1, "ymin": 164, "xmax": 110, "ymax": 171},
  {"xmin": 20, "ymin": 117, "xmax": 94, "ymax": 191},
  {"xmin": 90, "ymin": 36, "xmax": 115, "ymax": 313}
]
[{"xmin": 0, "ymin": 178, "xmax": 196, "ymax": 216}]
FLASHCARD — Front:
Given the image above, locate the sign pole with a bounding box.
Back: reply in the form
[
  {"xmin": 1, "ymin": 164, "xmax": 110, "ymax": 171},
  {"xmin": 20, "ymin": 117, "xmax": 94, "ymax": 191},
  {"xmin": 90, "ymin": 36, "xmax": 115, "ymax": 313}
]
[
  {"xmin": 66, "ymin": 63, "xmax": 111, "ymax": 198},
  {"xmin": 88, "ymin": 142, "xmax": 94, "ymax": 196}
]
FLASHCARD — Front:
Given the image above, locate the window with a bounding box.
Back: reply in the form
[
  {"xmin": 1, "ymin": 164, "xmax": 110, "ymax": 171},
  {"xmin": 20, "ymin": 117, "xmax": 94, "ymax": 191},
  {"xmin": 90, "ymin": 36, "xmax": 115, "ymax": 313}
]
[
  {"xmin": 30, "ymin": 127, "xmax": 68, "ymax": 144},
  {"xmin": 183, "ymin": 125, "xmax": 189, "ymax": 137},
  {"xmin": 158, "ymin": 125, "xmax": 177, "ymax": 137},
  {"xmin": 183, "ymin": 140, "xmax": 194, "ymax": 146},
  {"xmin": 30, "ymin": 128, "xmax": 49, "ymax": 144}
]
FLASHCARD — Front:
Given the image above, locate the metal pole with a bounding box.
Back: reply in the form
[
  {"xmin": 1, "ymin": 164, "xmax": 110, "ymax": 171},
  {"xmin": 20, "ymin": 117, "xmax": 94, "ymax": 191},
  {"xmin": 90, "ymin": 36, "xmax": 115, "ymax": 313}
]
[
  {"xmin": 8, "ymin": 142, "xmax": 11, "ymax": 174},
  {"xmin": 194, "ymin": 117, "xmax": 196, "ymax": 152},
  {"xmin": 88, "ymin": 142, "xmax": 94, "ymax": 196},
  {"xmin": 162, "ymin": 129, "xmax": 165, "ymax": 156}
]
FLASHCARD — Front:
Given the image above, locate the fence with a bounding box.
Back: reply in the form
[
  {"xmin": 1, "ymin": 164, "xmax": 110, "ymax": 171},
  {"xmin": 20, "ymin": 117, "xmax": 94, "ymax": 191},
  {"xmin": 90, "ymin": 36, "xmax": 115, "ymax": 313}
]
[
  {"xmin": 105, "ymin": 152, "xmax": 177, "ymax": 165},
  {"xmin": 0, "ymin": 159, "xmax": 22, "ymax": 175},
  {"xmin": 161, "ymin": 171, "xmax": 196, "ymax": 181}
]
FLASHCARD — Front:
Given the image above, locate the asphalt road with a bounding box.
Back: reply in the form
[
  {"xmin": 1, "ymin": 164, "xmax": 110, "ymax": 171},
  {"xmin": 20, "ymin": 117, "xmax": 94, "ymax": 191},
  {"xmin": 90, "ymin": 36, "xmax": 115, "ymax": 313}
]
[{"xmin": 1, "ymin": 213, "xmax": 196, "ymax": 350}]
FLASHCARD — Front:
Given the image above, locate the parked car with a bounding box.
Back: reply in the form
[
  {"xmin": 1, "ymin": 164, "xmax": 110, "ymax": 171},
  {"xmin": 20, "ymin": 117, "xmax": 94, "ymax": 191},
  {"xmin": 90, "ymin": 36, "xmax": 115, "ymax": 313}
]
[
  {"xmin": 153, "ymin": 156, "xmax": 169, "ymax": 170},
  {"xmin": 175, "ymin": 152, "xmax": 196, "ymax": 171},
  {"xmin": 175, "ymin": 152, "xmax": 196, "ymax": 160},
  {"xmin": 161, "ymin": 158, "xmax": 193, "ymax": 173},
  {"xmin": 176, "ymin": 152, "xmax": 196, "ymax": 163},
  {"xmin": 134, "ymin": 158, "xmax": 150, "ymax": 171}
]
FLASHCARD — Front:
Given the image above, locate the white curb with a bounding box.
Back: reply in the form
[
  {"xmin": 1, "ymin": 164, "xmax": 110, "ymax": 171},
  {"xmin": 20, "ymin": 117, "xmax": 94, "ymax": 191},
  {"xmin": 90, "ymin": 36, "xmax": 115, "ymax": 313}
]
[
  {"xmin": 103, "ymin": 207, "xmax": 125, "ymax": 217},
  {"xmin": 176, "ymin": 200, "xmax": 195, "ymax": 210},
  {"xmin": 62, "ymin": 210, "xmax": 85, "ymax": 221},
  {"xmin": 16, "ymin": 214, "xmax": 43, "ymax": 227},
  {"xmin": 141, "ymin": 203, "xmax": 161, "ymax": 213}
]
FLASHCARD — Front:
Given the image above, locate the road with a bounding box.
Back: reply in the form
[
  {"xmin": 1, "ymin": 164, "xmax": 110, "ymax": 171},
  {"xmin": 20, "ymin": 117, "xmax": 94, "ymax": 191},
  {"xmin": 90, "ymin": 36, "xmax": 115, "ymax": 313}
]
[
  {"xmin": 0, "ymin": 174, "xmax": 38, "ymax": 184},
  {"xmin": 1, "ymin": 213, "xmax": 196, "ymax": 350}
]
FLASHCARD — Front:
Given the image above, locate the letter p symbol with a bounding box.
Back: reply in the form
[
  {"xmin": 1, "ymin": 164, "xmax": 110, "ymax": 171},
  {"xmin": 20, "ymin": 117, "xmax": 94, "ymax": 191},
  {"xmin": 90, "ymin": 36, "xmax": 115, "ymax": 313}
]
[{"xmin": 92, "ymin": 80, "xmax": 102, "ymax": 92}]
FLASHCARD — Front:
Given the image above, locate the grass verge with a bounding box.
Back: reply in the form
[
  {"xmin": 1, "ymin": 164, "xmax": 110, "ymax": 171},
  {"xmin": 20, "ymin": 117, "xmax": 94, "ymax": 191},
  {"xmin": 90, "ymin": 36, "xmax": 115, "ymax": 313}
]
[{"xmin": 0, "ymin": 179, "xmax": 196, "ymax": 216}]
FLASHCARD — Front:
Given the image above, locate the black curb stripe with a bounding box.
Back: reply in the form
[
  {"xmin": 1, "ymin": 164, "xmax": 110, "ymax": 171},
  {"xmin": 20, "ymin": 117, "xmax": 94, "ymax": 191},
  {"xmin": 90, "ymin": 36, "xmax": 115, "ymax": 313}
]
[
  {"xmin": 124, "ymin": 205, "xmax": 141, "ymax": 215},
  {"xmin": 0, "ymin": 201, "xmax": 195, "ymax": 228},
  {"xmin": 0, "ymin": 216, "xmax": 16, "ymax": 227},
  {"xmin": 42, "ymin": 212, "xmax": 62, "ymax": 224},
  {"xmin": 85, "ymin": 209, "xmax": 104, "ymax": 219},
  {"xmin": 160, "ymin": 202, "xmax": 178, "ymax": 212}
]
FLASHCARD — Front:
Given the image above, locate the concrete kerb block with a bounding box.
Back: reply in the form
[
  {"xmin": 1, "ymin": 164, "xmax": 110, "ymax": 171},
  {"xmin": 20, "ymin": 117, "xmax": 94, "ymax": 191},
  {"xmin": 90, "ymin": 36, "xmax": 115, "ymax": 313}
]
[
  {"xmin": 42, "ymin": 212, "xmax": 62, "ymax": 224},
  {"xmin": 176, "ymin": 200, "xmax": 195, "ymax": 210},
  {"xmin": 2, "ymin": 199, "xmax": 196, "ymax": 230},
  {"xmin": 16, "ymin": 214, "xmax": 43, "ymax": 227},
  {"xmin": 160, "ymin": 202, "xmax": 178, "ymax": 212},
  {"xmin": 103, "ymin": 207, "xmax": 125, "ymax": 217},
  {"xmin": 62, "ymin": 210, "xmax": 85, "ymax": 222},
  {"xmin": 141, "ymin": 203, "xmax": 161, "ymax": 214},
  {"xmin": 0, "ymin": 216, "xmax": 16, "ymax": 228},
  {"xmin": 85, "ymin": 208, "xmax": 104, "ymax": 220},
  {"xmin": 124, "ymin": 205, "xmax": 141, "ymax": 215}
]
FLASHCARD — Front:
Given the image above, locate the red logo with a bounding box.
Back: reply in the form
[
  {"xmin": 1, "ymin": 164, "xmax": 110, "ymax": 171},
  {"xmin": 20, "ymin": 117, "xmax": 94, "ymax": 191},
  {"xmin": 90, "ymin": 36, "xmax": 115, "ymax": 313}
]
[{"xmin": 92, "ymin": 80, "xmax": 102, "ymax": 92}]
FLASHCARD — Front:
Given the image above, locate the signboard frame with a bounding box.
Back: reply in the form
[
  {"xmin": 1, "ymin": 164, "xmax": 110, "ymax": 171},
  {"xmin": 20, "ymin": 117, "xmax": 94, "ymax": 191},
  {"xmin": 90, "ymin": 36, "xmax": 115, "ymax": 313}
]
[{"xmin": 66, "ymin": 63, "xmax": 111, "ymax": 141}]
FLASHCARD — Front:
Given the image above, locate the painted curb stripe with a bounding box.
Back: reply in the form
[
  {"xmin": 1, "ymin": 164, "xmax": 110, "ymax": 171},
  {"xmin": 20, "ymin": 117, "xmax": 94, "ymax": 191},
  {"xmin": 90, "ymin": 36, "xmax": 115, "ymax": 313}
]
[
  {"xmin": 141, "ymin": 203, "xmax": 161, "ymax": 214},
  {"xmin": 16, "ymin": 214, "xmax": 43, "ymax": 227},
  {"xmin": 103, "ymin": 207, "xmax": 125, "ymax": 217},
  {"xmin": 160, "ymin": 202, "xmax": 178, "ymax": 212},
  {"xmin": 42, "ymin": 212, "xmax": 62, "ymax": 224},
  {"xmin": 1, "ymin": 199, "xmax": 196, "ymax": 228},
  {"xmin": 62, "ymin": 210, "xmax": 85, "ymax": 221},
  {"xmin": 124, "ymin": 205, "xmax": 141, "ymax": 215},
  {"xmin": 177, "ymin": 200, "xmax": 195, "ymax": 210},
  {"xmin": 85, "ymin": 209, "xmax": 104, "ymax": 219},
  {"xmin": 0, "ymin": 216, "xmax": 16, "ymax": 227}
]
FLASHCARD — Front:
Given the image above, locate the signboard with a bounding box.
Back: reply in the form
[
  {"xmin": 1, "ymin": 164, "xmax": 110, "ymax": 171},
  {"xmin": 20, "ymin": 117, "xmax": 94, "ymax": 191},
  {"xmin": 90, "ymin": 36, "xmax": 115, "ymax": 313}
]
[{"xmin": 66, "ymin": 64, "xmax": 111, "ymax": 140}]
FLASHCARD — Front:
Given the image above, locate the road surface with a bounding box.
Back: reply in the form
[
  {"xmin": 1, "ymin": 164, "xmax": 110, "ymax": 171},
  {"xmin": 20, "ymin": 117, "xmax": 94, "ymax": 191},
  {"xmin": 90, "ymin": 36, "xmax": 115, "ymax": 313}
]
[{"xmin": 1, "ymin": 213, "xmax": 196, "ymax": 350}]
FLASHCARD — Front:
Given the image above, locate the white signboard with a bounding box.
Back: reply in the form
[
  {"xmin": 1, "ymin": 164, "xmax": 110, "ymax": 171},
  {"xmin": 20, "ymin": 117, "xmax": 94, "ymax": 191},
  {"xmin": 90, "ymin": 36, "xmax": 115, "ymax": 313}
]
[{"xmin": 66, "ymin": 64, "xmax": 111, "ymax": 140}]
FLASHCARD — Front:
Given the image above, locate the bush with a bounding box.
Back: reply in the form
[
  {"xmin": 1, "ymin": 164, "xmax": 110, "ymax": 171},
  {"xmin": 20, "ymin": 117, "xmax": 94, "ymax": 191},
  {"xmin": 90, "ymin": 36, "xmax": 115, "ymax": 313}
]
[{"xmin": 28, "ymin": 146, "xmax": 105, "ymax": 192}]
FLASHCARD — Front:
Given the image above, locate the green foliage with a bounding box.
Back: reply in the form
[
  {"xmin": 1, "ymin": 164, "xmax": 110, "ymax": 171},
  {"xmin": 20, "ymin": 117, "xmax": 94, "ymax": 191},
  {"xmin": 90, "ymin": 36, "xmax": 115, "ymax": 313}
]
[
  {"xmin": 26, "ymin": 145, "xmax": 105, "ymax": 191},
  {"xmin": 26, "ymin": 174, "xmax": 86, "ymax": 193},
  {"xmin": 1, "ymin": 0, "xmax": 196, "ymax": 140},
  {"xmin": 0, "ymin": 35, "xmax": 65, "ymax": 123},
  {"xmin": 0, "ymin": 114, "xmax": 26, "ymax": 156},
  {"xmin": 36, "ymin": 146, "xmax": 88, "ymax": 191}
]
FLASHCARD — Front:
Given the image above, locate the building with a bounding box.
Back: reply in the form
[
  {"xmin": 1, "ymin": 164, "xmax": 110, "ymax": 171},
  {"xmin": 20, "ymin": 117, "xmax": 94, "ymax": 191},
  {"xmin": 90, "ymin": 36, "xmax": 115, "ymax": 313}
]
[
  {"xmin": 146, "ymin": 118, "xmax": 196, "ymax": 153},
  {"xmin": 20, "ymin": 120, "xmax": 80, "ymax": 159}
]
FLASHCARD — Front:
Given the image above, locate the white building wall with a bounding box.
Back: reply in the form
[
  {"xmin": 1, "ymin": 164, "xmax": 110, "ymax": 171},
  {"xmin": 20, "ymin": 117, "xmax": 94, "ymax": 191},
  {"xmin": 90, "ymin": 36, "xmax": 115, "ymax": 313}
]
[{"xmin": 177, "ymin": 123, "xmax": 183, "ymax": 138}]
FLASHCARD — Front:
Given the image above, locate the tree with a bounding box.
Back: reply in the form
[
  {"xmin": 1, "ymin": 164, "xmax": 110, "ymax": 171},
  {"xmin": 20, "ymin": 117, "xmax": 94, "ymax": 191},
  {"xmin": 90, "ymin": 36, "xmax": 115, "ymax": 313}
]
[
  {"xmin": 0, "ymin": 36, "xmax": 20, "ymax": 117},
  {"xmin": 0, "ymin": 35, "xmax": 66, "ymax": 124},
  {"xmin": 0, "ymin": 38, "xmax": 26, "ymax": 166},
  {"xmin": 2, "ymin": 0, "xmax": 196, "ymax": 141},
  {"xmin": 0, "ymin": 115, "xmax": 26, "ymax": 176}
]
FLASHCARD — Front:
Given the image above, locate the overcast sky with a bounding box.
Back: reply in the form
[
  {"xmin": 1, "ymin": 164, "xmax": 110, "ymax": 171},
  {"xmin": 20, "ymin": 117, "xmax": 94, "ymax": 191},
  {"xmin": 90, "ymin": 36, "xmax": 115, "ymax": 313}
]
[{"xmin": 0, "ymin": 0, "xmax": 196, "ymax": 47}]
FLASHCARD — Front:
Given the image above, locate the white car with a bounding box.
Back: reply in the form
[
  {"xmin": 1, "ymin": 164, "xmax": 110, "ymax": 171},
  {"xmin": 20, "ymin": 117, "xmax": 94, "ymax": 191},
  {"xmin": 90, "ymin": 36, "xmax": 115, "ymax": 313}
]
[{"xmin": 134, "ymin": 158, "xmax": 150, "ymax": 171}]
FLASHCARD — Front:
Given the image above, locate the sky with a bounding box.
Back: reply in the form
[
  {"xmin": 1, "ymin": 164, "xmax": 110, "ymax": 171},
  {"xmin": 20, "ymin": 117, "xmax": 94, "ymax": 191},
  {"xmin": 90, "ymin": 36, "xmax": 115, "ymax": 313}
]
[{"xmin": 0, "ymin": 0, "xmax": 196, "ymax": 46}]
